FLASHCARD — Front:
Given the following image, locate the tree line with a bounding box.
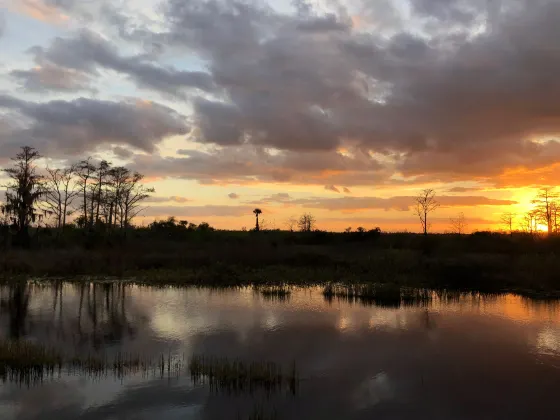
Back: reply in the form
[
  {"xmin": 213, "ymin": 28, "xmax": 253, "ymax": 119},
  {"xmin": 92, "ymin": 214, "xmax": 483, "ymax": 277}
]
[
  {"xmin": 1, "ymin": 146, "xmax": 153, "ymax": 245},
  {"xmin": 413, "ymin": 187, "xmax": 560, "ymax": 235}
]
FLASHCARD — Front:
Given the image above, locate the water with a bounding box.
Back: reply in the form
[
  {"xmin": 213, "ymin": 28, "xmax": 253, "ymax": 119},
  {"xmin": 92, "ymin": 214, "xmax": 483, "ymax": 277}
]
[{"xmin": 0, "ymin": 283, "xmax": 560, "ymax": 419}]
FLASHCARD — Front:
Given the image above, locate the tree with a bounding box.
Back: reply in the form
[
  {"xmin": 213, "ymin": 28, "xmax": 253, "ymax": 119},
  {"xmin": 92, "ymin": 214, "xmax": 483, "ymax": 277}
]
[
  {"xmin": 500, "ymin": 212, "xmax": 516, "ymax": 235},
  {"xmin": 1, "ymin": 147, "xmax": 45, "ymax": 246},
  {"xmin": 43, "ymin": 165, "xmax": 79, "ymax": 228},
  {"xmin": 75, "ymin": 158, "xmax": 95, "ymax": 229},
  {"xmin": 298, "ymin": 213, "xmax": 316, "ymax": 232},
  {"xmin": 253, "ymin": 208, "xmax": 262, "ymax": 231},
  {"xmin": 449, "ymin": 212, "xmax": 467, "ymax": 234},
  {"xmin": 92, "ymin": 160, "xmax": 111, "ymax": 228},
  {"xmin": 521, "ymin": 210, "xmax": 539, "ymax": 234},
  {"xmin": 414, "ymin": 189, "xmax": 439, "ymax": 235},
  {"xmin": 118, "ymin": 171, "xmax": 154, "ymax": 228},
  {"xmin": 532, "ymin": 188, "xmax": 558, "ymax": 235},
  {"xmin": 284, "ymin": 215, "xmax": 297, "ymax": 232}
]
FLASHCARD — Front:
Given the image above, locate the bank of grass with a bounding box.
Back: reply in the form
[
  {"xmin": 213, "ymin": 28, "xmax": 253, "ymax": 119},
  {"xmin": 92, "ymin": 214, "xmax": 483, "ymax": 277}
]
[
  {"xmin": 0, "ymin": 338, "xmax": 299, "ymax": 393},
  {"xmin": 2, "ymin": 230, "xmax": 560, "ymax": 298}
]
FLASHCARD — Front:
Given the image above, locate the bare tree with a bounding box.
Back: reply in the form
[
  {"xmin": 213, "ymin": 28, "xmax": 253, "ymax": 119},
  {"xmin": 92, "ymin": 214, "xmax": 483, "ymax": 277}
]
[
  {"xmin": 118, "ymin": 171, "xmax": 154, "ymax": 228},
  {"xmin": 1, "ymin": 147, "xmax": 45, "ymax": 245},
  {"xmin": 92, "ymin": 160, "xmax": 111, "ymax": 227},
  {"xmin": 284, "ymin": 215, "xmax": 297, "ymax": 232},
  {"xmin": 521, "ymin": 210, "xmax": 539, "ymax": 234},
  {"xmin": 43, "ymin": 165, "xmax": 79, "ymax": 228},
  {"xmin": 500, "ymin": 212, "xmax": 516, "ymax": 235},
  {"xmin": 449, "ymin": 212, "xmax": 468, "ymax": 234},
  {"xmin": 298, "ymin": 213, "xmax": 316, "ymax": 232},
  {"xmin": 75, "ymin": 158, "xmax": 95, "ymax": 228},
  {"xmin": 414, "ymin": 189, "xmax": 439, "ymax": 235},
  {"xmin": 532, "ymin": 188, "xmax": 558, "ymax": 235}
]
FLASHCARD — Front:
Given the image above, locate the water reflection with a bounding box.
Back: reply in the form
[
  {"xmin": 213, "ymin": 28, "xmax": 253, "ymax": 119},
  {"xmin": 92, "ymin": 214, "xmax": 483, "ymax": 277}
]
[{"xmin": 0, "ymin": 284, "xmax": 559, "ymax": 419}]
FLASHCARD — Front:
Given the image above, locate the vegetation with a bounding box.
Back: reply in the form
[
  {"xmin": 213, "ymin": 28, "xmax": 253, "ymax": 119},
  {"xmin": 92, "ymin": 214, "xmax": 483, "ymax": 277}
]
[
  {"xmin": 189, "ymin": 355, "xmax": 298, "ymax": 394},
  {"xmin": 3, "ymin": 147, "xmax": 560, "ymax": 298}
]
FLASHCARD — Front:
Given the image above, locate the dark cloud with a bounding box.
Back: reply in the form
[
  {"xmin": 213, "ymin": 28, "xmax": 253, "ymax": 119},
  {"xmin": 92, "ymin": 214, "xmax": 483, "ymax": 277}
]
[
  {"xmin": 228, "ymin": 193, "xmax": 239, "ymax": 199},
  {"xmin": 17, "ymin": 30, "xmax": 214, "ymax": 96},
  {"xmin": 131, "ymin": 146, "xmax": 386, "ymax": 186},
  {"xmin": 325, "ymin": 185, "xmax": 341, "ymax": 193},
  {"xmin": 7, "ymin": 0, "xmax": 560, "ymax": 188},
  {"xmin": 343, "ymin": 187, "xmax": 352, "ymax": 194},
  {"xmin": 0, "ymin": 95, "xmax": 188, "ymax": 156},
  {"xmin": 11, "ymin": 63, "xmax": 95, "ymax": 93},
  {"xmin": 155, "ymin": 0, "xmax": 560, "ymax": 183}
]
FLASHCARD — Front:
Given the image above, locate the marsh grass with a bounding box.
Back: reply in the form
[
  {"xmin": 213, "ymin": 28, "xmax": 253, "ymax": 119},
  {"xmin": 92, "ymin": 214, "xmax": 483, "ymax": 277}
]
[
  {"xmin": 189, "ymin": 355, "xmax": 298, "ymax": 395},
  {"xmin": 255, "ymin": 285, "xmax": 292, "ymax": 301},
  {"xmin": 0, "ymin": 340, "xmax": 187, "ymax": 385},
  {"xmin": 323, "ymin": 283, "xmax": 433, "ymax": 307}
]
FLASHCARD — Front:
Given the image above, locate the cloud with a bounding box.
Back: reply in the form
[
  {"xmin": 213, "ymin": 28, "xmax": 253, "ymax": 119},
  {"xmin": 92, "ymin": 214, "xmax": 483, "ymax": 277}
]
[
  {"xmin": 145, "ymin": 196, "xmax": 191, "ymax": 204},
  {"xmin": 325, "ymin": 185, "xmax": 341, "ymax": 193},
  {"xmin": 228, "ymin": 193, "xmax": 239, "ymax": 199},
  {"xmin": 343, "ymin": 187, "xmax": 352, "ymax": 194},
  {"xmin": 447, "ymin": 186, "xmax": 484, "ymax": 193},
  {"xmin": 139, "ymin": 205, "xmax": 254, "ymax": 218},
  {"xmin": 130, "ymin": 146, "xmax": 386, "ymax": 186},
  {"xmin": 11, "ymin": 63, "xmax": 95, "ymax": 93},
  {"xmin": 6, "ymin": 0, "xmax": 560, "ymax": 189},
  {"xmin": 15, "ymin": 30, "xmax": 215, "ymax": 96},
  {"xmin": 251, "ymin": 194, "xmax": 516, "ymax": 212},
  {"xmin": 155, "ymin": 0, "xmax": 560, "ymax": 184},
  {"xmin": 0, "ymin": 94, "xmax": 188, "ymax": 156},
  {"xmin": 248, "ymin": 193, "xmax": 292, "ymax": 205}
]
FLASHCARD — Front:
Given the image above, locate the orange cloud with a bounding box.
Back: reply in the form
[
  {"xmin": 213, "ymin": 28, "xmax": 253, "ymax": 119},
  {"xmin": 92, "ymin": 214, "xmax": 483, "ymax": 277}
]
[{"xmin": 11, "ymin": 0, "xmax": 69, "ymax": 23}]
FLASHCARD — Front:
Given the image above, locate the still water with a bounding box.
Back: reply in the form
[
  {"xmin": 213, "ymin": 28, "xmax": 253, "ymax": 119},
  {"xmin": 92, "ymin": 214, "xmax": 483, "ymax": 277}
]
[{"xmin": 0, "ymin": 282, "xmax": 560, "ymax": 419}]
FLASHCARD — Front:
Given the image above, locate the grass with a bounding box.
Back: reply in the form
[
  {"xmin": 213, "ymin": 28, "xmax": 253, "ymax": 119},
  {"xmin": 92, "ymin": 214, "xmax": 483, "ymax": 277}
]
[
  {"xmin": 189, "ymin": 355, "xmax": 298, "ymax": 394},
  {"xmin": 0, "ymin": 339, "xmax": 299, "ymax": 395},
  {"xmin": 322, "ymin": 283, "xmax": 433, "ymax": 307},
  {"xmin": 2, "ymin": 230, "xmax": 560, "ymax": 298},
  {"xmin": 255, "ymin": 285, "xmax": 292, "ymax": 301}
]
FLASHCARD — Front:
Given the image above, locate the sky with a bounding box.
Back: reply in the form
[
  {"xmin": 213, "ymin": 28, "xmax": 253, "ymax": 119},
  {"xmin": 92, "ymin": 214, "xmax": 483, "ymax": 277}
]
[{"xmin": 0, "ymin": 0, "xmax": 559, "ymax": 232}]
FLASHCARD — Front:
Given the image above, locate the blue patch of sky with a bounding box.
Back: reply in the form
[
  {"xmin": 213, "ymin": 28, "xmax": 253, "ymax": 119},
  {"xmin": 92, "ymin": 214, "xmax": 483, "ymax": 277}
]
[{"xmin": 0, "ymin": 11, "xmax": 66, "ymax": 60}]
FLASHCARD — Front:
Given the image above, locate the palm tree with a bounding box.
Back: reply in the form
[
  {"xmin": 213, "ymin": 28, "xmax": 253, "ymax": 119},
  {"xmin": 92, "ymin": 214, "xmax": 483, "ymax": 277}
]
[{"xmin": 253, "ymin": 208, "xmax": 262, "ymax": 231}]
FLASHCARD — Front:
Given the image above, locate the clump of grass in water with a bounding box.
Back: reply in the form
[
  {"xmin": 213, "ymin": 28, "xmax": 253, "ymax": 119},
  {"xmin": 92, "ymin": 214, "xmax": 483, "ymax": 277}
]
[
  {"xmin": 323, "ymin": 283, "xmax": 432, "ymax": 307},
  {"xmin": 401, "ymin": 288, "xmax": 433, "ymax": 306},
  {"xmin": 0, "ymin": 340, "xmax": 63, "ymax": 385},
  {"xmin": 0, "ymin": 339, "xmax": 185, "ymax": 385},
  {"xmin": 255, "ymin": 285, "xmax": 292, "ymax": 301},
  {"xmin": 189, "ymin": 355, "xmax": 298, "ymax": 394}
]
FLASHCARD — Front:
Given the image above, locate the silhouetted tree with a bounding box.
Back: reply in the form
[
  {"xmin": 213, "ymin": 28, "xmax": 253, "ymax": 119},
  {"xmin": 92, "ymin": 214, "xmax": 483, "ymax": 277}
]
[
  {"xmin": 414, "ymin": 189, "xmax": 439, "ymax": 235},
  {"xmin": 284, "ymin": 215, "xmax": 297, "ymax": 232},
  {"xmin": 500, "ymin": 212, "xmax": 516, "ymax": 235},
  {"xmin": 76, "ymin": 158, "xmax": 95, "ymax": 229},
  {"xmin": 532, "ymin": 188, "xmax": 558, "ymax": 235},
  {"xmin": 522, "ymin": 210, "xmax": 539, "ymax": 234},
  {"xmin": 449, "ymin": 212, "xmax": 467, "ymax": 234},
  {"xmin": 1, "ymin": 146, "xmax": 45, "ymax": 246},
  {"xmin": 298, "ymin": 213, "xmax": 316, "ymax": 232},
  {"xmin": 253, "ymin": 208, "xmax": 262, "ymax": 231},
  {"xmin": 119, "ymin": 171, "xmax": 154, "ymax": 228},
  {"xmin": 43, "ymin": 165, "xmax": 79, "ymax": 228}
]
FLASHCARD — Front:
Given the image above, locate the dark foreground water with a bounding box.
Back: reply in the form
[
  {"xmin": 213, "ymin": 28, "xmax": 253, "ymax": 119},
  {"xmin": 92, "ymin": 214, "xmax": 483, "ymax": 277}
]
[{"xmin": 0, "ymin": 283, "xmax": 560, "ymax": 420}]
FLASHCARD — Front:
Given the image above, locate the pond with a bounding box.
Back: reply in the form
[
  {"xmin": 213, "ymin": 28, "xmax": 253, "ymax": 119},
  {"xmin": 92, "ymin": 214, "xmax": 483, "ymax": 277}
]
[{"xmin": 0, "ymin": 282, "xmax": 559, "ymax": 419}]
